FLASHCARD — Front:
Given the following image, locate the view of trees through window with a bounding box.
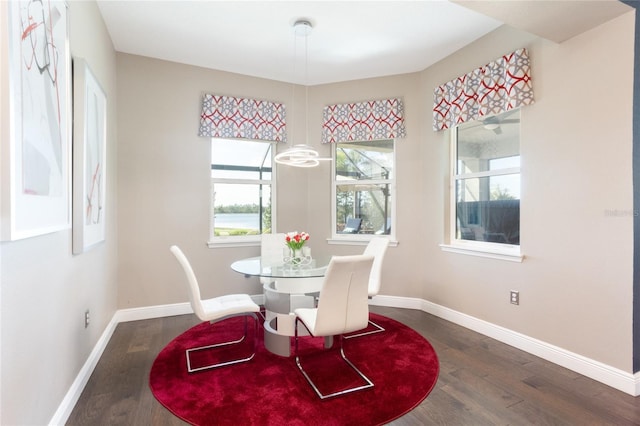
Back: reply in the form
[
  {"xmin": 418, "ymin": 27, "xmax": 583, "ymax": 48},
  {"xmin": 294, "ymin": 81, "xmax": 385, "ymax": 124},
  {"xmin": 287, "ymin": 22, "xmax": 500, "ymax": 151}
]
[
  {"xmin": 334, "ymin": 140, "xmax": 394, "ymax": 236},
  {"xmin": 210, "ymin": 139, "xmax": 273, "ymax": 238}
]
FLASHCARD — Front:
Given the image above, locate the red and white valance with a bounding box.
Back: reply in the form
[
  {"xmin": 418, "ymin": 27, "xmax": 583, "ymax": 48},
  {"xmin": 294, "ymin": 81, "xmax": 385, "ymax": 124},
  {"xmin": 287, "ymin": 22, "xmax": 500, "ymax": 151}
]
[
  {"xmin": 433, "ymin": 48, "xmax": 534, "ymax": 132},
  {"xmin": 322, "ymin": 98, "xmax": 406, "ymax": 144},
  {"xmin": 198, "ymin": 94, "xmax": 286, "ymax": 142}
]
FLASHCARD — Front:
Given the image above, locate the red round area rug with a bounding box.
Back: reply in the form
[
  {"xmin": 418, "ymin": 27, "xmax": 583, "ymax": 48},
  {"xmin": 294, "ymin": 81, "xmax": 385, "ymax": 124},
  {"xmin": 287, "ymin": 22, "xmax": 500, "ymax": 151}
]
[{"xmin": 150, "ymin": 313, "xmax": 439, "ymax": 426}]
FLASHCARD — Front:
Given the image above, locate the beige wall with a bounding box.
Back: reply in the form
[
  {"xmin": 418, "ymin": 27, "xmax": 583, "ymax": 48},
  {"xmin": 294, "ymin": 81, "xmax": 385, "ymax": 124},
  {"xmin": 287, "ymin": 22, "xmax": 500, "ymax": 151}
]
[
  {"xmin": 423, "ymin": 15, "xmax": 634, "ymax": 371},
  {"xmin": 116, "ymin": 56, "xmax": 427, "ymax": 307},
  {"xmin": 117, "ymin": 12, "xmax": 635, "ymax": 374},
  {"xmin": 116, "ymin": 56, "xmax": 292, "ymax": 306},
  {"xmin": 304, "ymin": 73, "xmax": 426, "ymax": 297},
  {"xmin": 0, "ymin": 2, "xmax": 118, "ymax": 424}
]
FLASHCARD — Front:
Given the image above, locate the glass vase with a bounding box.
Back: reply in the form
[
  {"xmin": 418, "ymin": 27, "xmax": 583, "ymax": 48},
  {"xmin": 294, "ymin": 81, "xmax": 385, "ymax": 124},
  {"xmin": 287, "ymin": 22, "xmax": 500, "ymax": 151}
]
[{"xmin": 292, "ymin": 248, "xmax": 303, "ymax": 265}]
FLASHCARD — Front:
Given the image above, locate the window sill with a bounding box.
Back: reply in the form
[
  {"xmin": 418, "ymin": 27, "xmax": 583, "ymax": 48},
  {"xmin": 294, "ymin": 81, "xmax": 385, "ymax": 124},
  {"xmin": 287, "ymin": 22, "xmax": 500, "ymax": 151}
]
[
  {"xmin": 328, "ymin": 237, "xmax": 398, "ymax": 247},
  {"xmin": 439, "ymin": 243, "xmax": 523, "ymax": 262},
  {"xmin": 207, "ymin": 238, "xmax": 260, "ymax": 248}
]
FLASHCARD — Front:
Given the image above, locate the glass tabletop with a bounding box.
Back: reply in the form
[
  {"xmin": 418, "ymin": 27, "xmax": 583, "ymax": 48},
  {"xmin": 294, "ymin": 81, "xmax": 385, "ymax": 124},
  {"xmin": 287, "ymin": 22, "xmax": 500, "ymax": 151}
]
[{"xmin": 231, "ymin": 256, "xmax": 331, "ymax": 278}]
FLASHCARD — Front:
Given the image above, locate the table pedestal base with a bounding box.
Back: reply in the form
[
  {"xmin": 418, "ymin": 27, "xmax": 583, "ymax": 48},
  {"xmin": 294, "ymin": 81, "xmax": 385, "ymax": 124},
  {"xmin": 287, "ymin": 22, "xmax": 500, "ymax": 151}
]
[{"xmin": 263, "ymin": 278, "xmax": 323, "ymax": 357}]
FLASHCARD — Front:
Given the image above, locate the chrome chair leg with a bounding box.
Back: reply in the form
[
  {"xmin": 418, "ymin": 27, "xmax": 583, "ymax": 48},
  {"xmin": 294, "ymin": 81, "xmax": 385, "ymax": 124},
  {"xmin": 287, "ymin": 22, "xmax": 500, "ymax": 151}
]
[
  {"xmin": 186, "ymin": 313, "xmax": 258, "ymax": 373},
  {"xmin": 343, "ymin": 319, "xmax": 385, "ymax": 339},
  {"xmin": 294, "ymin": 318, "xmax": 374, "ymax": 399}
]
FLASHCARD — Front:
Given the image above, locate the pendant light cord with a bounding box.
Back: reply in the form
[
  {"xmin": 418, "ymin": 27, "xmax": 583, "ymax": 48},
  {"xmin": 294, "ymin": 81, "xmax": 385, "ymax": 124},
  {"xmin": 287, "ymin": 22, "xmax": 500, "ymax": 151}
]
[
  {"xmin": 304, "ymin": 28, "xmax": 309, "ymax": 144},
  {"xmin": 275, "ymin": 20, "xmax": 331, "ymax": 167}
]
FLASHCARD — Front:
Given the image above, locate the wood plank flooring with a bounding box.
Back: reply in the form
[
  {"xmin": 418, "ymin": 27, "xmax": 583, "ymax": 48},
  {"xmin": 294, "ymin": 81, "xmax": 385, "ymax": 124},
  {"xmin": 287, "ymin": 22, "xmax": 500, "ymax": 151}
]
[{"xmin": 66, "ymin": 306, "xmax": 640, "ymax": 425}]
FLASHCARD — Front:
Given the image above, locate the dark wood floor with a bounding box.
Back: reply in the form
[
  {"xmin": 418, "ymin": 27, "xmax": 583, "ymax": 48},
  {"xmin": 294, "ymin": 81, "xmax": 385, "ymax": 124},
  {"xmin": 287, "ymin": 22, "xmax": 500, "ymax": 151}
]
[{"xmin": 67, "ymin": 306, "xmax": 640, "ymax": 425}]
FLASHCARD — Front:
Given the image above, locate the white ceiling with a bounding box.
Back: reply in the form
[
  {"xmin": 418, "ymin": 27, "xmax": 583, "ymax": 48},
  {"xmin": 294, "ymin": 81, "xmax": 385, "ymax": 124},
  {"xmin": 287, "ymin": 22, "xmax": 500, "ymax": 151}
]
[{"xmin": 96, "ymin": 0, "xmax": 632, "ymax": 86}]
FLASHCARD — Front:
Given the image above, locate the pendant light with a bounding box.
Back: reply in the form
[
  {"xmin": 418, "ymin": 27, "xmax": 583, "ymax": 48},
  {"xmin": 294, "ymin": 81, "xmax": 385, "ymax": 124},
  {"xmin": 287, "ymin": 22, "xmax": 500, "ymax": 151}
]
[{"xmin": 275, "ymin": 19, "xmax": 331, "ymax": 168}]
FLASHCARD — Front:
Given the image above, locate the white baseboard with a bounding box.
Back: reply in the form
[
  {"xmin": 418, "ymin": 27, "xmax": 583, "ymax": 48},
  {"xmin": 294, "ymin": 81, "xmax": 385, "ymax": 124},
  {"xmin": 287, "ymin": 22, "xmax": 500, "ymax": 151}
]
[
  {"xmin": 114, "ymin": 302, "xmax": 193, "ymax": 322},
  {"xmin": 372, "ymin": 295, "xmax": 640, "ymax": 396},
  {"xmin": 370, "ymin": 294, "xmax": 423, "ymax": 309},
  {"xmin": 51, "ymin": 294, "xmax": 639, "ymax": 424},
  {"xmin": 48, "ymin": 314, "xmax": 120, "ymax": 425},
  {"xmin": 415, "ymin": 298, "xmax": 639, "ymax": 397},
  {"xmin": 49, "ymin": 295, "xmax": 264, "ymax": 425},
  {"xmin": 112, "ymin": 294, "xmax": 264, "ymax": 322}
]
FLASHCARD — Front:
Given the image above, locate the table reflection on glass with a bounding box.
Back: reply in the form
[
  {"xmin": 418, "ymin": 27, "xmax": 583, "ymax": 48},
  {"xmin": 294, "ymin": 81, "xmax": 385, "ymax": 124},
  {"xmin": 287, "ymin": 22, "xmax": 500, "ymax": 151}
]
[
  {"xmin": 231, "ymin": 256, "xmax": 331, "ymax": 357},
  {"xmin": 231, "ymin": 255, "xmax": 330, "ymax": 278}
]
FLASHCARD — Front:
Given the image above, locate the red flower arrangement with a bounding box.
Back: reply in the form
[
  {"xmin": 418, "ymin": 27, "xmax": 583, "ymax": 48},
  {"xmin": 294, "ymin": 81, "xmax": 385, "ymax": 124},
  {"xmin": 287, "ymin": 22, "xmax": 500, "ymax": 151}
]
[{"xmin": 285, "ymin": 231, "xmax": 310, "ymax": 250}]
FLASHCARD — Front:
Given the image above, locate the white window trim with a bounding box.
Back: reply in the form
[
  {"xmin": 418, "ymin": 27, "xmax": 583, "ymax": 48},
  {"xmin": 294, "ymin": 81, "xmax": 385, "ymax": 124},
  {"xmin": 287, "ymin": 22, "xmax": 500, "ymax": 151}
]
[
  {"xmin": 327, "ymin": 236, "xmax": 399, "ymax": 247},
  {"xmin": 207, "ymin": 238, "xmax": 260, "ymax": 248},
  {"xmin": 330, "ymin": 140, "xmax": 397, "ymax": 244},
  {"xmin": 207, "ymin": 177, "xmax": 267, "ymax": 248},
  {"xmin": 442, "ymin": 126, "xmax": 523, "ymax": 262},
  {"xmin": 207, "ymin": 139, "xmax": 276, "ymax": 248},
  {"xmin": 439, "ymin": 242, "xmax": 523, "ymax": 262}
]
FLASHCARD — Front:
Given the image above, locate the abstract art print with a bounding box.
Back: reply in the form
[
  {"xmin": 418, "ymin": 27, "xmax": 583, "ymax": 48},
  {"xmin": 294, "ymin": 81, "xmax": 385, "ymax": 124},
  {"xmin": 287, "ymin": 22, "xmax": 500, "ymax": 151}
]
[
  {"xmin": 2, "ymin": 0, "xmax": 71, "ymax": 240},
  {"xmin": 72, "ymin": 58, "xmax": 106, "ymax": 254}
]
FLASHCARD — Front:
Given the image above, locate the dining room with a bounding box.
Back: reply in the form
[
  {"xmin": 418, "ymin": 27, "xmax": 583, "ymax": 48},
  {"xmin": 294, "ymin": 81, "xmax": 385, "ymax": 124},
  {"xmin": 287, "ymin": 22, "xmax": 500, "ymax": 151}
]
[{"xmin": 1, "ymin": 1, "xmax": 639, "ymax": 425}]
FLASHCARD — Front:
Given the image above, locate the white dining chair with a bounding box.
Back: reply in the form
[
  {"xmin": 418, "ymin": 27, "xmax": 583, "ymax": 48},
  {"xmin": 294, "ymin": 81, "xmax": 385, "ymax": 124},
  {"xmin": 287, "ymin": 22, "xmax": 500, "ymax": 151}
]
[
  {"xmin": 344, "ymin": 236, "xmax": 389, "ymax": 339},
  {"xmin": 260, "ymin": 233, "xmax": 286, "ymax": 285},
  {"xmin": 294, "ymin": 254, "xmax": 375, "ymax": 399},
  {"xmin": 170, "ymin": 245, "xmax": 261, "ymax": 373}
]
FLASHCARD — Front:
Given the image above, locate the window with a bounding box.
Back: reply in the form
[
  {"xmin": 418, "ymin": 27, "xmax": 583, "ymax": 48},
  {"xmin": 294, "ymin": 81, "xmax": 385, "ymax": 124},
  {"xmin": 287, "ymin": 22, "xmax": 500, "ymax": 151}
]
[
  {"xmin": 209, "ymin": 138, "xmax": 274, "ymax": 244},
  {"xmin": 451, "ymin": 109, "xmax": 520, "ymax": 253},
  {"xmin": 333, "ymin": 140, "xmax": 394, "ymax": 239}
]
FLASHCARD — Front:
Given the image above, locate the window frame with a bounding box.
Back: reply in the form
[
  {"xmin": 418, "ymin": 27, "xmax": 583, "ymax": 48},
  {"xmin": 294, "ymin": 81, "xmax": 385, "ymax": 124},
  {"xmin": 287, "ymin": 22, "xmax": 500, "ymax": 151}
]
[
  {"xmin": 207, "ymin": 138, "xmax": 276, "ymax": 248},
  {"xmin": 442, "ymin": 118, "xmax": 523, "ymax": 262},
  {"xmin": 329, "ymin": 139, "xmax": 396, "ymax": 245}
]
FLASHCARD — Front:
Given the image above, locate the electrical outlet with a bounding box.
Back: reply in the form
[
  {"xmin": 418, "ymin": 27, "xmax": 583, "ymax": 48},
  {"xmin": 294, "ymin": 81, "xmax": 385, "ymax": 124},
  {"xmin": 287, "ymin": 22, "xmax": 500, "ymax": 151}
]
[
  {"xmin": 84, "ymin": 310, "xmax": 90, "ymax": 328},
  {"xmin": 510, "ymin": 290, "xmax": 519, "ymax": 305}
]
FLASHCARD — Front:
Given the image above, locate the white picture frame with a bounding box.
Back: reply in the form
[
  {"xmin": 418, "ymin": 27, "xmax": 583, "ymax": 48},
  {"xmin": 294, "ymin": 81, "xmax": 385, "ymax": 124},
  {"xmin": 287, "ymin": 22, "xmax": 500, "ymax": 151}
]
[
  {"xmin": 1, "ymin": 0, "xmax": 72, "ymax": 241},
  {"xmin": 72, "ymin": 58, "xmax": 107, "ymax": 254}
]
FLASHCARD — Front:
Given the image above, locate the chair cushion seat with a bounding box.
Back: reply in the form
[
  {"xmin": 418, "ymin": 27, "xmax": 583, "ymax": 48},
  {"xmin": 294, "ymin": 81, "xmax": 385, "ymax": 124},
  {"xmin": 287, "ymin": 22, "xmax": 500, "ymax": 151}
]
[
  {"xmin": 200, "ymin": 294, "xmax": 260, "ymax": 322},
  {"xmin": 294, "ymin": 308, "xmax": 318, "ymax": 334}
]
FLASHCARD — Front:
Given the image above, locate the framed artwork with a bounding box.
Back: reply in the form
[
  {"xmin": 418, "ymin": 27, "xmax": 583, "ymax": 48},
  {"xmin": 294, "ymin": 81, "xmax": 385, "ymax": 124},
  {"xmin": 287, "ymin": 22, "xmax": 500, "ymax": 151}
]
[
  {"xmin": 72, "ymin": 58, "xmax": 107, "ymax": 254},
  {"xmin": 1, "ymin": 0, "xmax": 72, "ymax": 241}
]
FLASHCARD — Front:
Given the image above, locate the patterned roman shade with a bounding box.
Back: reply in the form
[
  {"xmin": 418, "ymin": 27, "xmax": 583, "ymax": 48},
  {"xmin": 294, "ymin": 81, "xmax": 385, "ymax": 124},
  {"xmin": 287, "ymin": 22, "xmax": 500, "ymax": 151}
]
[
  {"xmin": 198, "ymin": 94, "xmax": 286, "ymax": 142},
  {"xmin": 433, "ymin": 48, "xmax": 534, "ymax": 131},
  {"xmin": 322, "ymin": 98, "xmax": 407, "ymax": 144}
]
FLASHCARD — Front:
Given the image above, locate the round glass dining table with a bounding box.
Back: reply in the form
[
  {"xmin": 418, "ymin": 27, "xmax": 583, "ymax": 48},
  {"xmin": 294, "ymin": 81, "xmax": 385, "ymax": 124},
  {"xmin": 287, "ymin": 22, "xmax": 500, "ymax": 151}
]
[
  {"xmin": 230, "ymin": 256, "xmax": 331, "ymax": 278},
  {"xmin": 231, "ymin": 256, "xmax": 332, "ymax": 357}
]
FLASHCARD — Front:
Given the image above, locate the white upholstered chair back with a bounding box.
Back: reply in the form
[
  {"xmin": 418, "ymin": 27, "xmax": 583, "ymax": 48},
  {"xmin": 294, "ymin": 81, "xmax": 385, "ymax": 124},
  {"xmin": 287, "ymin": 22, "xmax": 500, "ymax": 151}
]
[
  {"xmin": 313, "ymin": 254, "xmax": 374, "ymax": 336},
  {"xmin": 261, "ymin": 233, "xmax": 286, "ymax": 265},
  {"xmin": 363, "ymin": 237, "xmax": 389, "ymax": 298},
  {"xmin": 261, "ymin": 233, "xmax": 285, "ymax": 284},
  {"xmin": 170, "ymin": 245, "xmax": 207, "ymax": 320}
]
